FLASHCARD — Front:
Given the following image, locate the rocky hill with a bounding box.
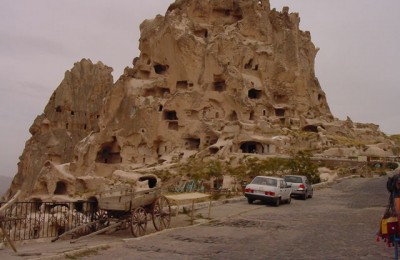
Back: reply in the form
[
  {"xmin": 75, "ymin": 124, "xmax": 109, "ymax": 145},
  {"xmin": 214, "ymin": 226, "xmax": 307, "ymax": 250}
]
[{"xmin": 4, "ymin": 0, "xmax": 395, "ymax": 201}]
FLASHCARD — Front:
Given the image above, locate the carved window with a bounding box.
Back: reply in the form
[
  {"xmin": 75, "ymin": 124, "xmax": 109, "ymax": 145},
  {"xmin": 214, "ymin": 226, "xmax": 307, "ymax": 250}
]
[
  {"xmin": 185, "ymin": 138, "xmax": 201, "ymax": 150},
  {"xmin": 213, "ymin": 80, "xmax": 226, "ymax": 92},
  {"xmin": 154, "ymin": 64, "xmax": 168, "ymax": 75},
  {"xmin": 176, "ymin": 81, "xmax": 188, "ymax": 90},
  {"xmin": 245, "ymin": 59, "xmax": 253, "ymax": 69},
  {"xmin": 275, "ymin": 108, "xmax": 285, "ymax": 117},
  {"xmin": 96, "ymin": 137, "xmax": 122, "ymax": 164},
  {"xmin": 240, "ymin": 142, "xmax": 262, "ymax": 154},
  {"xmin": 146, "ymin": 87, "xmax": 170, "ymax": 98},
  {"xmin": 54, "ymin": 181, "xmax": 67, "ymax": 195},
  {"xmin": 303, "ymin": 125, "xmax": 319, "ymax": 133},
  {"xmin": 158, "ymin": 87, "xmax": 170, "ymax": 96},
  {"xmin": 248, "ymin": 89, "xmax": 262, "ymax": 99},
  {"xmin": 209, "ymin": 147, "xmax": 219, "ymax": 154},
  {"xmin": 164, "ymin": 110, "xmax": 178, "ymax": 120},
  {"xmin": 229, "ymin": 111, "xmax": 238, "ymax": 121},
  {"xmin": 194, "ymin": 29, "xmax": 208, "ymax": 38},
  {"xmin": 250, "ymin": 111, "xmax": 255, "ymax": 120}
]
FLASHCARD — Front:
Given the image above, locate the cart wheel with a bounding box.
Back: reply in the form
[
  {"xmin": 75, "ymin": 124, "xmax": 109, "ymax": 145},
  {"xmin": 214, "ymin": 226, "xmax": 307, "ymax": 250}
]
[
  {"xmin": 130, "ymin": 207, "xmax": 147, "ymax": 237},
  {"xmin": 152, "ymin": 196, "xmax": 171, "ymax": 231},
  {"xmin": 90, "ymin": 209, "xmax": 109, "ymax": 232}
]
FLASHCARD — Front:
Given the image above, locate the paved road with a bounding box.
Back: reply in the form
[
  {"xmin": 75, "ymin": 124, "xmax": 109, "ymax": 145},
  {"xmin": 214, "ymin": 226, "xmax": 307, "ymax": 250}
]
[{"xmin": 80, "ymin": 176, "xmax": 394, "ymax": 260}]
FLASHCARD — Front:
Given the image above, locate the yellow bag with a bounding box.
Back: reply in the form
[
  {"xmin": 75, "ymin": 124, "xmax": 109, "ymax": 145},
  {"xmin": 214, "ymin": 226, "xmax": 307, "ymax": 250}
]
[{"xmin": 381, "ymin": 216, "xmax": 399, "ymax": 235}]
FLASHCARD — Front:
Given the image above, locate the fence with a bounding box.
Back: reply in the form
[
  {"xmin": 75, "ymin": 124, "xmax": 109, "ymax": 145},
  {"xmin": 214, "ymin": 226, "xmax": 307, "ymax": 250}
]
[{"xmin": 0, "ymin": 200, "xmax": 97, "ymax": 241}]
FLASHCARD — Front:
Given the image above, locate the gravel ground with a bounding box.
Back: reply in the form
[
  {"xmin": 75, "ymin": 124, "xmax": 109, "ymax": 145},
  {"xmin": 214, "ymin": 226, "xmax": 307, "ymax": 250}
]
[{"xmin": 0, "ymin": 175, "xmax": 395, "ymax": 259}]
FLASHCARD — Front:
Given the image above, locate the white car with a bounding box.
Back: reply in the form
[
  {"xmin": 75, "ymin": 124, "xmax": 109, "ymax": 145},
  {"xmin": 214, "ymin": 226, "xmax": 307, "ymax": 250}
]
[{"xmin": 244, "ymin": 176, "xmax": 292, "ymax": 206}]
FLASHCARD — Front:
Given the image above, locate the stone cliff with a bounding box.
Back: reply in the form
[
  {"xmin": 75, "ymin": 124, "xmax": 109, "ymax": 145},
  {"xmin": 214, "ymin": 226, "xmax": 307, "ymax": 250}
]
[
  {"xmin": 6, "ymin": 59, "xmax": 113, "ymax": 199},
  {"xmin": 4, "ymin": 0, "xmax": 395, "ymax": 200}
]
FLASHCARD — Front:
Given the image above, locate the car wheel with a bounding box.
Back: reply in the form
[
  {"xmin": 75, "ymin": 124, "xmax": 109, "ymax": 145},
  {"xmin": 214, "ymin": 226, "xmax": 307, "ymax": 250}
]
[
  {"xmin": 274, "ymin": 198, "xmax": 281, "ymax": 207},
  {"xmin": 247, "ymin": 198, "xmax": 254, "ymax": 204},
  {"xmin": 302, "ymin": 192, "xmax": 308, "ymax": 200},
  {"xmin": 308, "ymin": 191, "xmax": 313, "ymax": 199}
]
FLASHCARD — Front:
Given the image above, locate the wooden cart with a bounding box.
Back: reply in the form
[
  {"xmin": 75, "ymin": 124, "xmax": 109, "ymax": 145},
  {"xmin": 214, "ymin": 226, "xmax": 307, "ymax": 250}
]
[
  {"xmin": 55, "ymin": 174, "xmax": 172, "ymax": 242},
  {"xmin": 95, "ymin": 174, "xmax": 171, "ymax": 237}
]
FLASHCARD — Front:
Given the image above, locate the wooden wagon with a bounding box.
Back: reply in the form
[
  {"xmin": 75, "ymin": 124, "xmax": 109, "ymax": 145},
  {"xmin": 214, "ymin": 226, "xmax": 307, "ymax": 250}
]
[
  {"xmin": 51, "ymin": 173, "xmax": 172, "ymax": 242},
  {"xmin": 92, "ymin": 173, "xmax": 172, "ymax": 237}
]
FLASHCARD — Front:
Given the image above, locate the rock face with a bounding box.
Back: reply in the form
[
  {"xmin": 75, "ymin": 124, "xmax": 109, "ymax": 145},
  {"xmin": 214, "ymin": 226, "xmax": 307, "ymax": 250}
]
[
  {"xmin": 5, "ymin": 59, "xmax": 113, "ymax": 199},
  {"xmin": 4, "ymin": 0, "xmax": 394, "ymax": 200}
]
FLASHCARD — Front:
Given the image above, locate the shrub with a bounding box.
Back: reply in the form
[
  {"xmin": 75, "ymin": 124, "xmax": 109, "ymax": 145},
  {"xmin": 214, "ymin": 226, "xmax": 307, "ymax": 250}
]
[{"xmin": 288, "ymin": 151, "xmax": 320, "ymax": 184}]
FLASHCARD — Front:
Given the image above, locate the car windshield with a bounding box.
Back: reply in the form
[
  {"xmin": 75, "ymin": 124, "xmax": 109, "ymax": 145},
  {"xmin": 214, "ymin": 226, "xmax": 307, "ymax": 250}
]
[
  {"xmin": 251, "ymin": 177, "xmax": 277, "ymax": 187},
  {"xmin": 284, "ymin": 176, "xmax": 303, "ymax": 183}
]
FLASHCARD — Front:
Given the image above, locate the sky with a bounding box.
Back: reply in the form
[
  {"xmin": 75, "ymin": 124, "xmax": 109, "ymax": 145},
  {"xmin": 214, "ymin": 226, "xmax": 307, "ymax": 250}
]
[{"xmin": 0, "ymin": 0, "xmax": 399, "ymax": 178}]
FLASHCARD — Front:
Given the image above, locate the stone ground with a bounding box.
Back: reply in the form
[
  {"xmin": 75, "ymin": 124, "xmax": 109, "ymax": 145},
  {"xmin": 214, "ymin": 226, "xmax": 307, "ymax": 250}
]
[{"xmin": 0, "ymin": 175, "xmax": 396, "ymax": 259}]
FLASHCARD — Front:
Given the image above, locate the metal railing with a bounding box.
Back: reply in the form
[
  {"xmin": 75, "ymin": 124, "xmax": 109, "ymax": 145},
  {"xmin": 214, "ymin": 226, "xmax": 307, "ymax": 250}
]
[{"xmin": 0, "ymin": 201, "xmax": 97, "ymax": 241}]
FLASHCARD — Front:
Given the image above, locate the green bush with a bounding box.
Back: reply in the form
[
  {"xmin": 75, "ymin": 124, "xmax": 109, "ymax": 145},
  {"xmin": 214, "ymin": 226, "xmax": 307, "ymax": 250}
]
[{"xmin": 288, "ymin": 151, "xmax": 320, "ymax": 184}]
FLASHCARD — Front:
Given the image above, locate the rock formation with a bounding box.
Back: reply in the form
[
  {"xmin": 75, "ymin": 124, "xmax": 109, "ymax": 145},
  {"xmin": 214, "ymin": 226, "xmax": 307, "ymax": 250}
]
[
  {"xmin": 6, "ymin": 59, "xmax": 113, "ymax": 199},
  {"xmin": 4, "ymin": 0, "xmax": 395, "ymax": 201}
]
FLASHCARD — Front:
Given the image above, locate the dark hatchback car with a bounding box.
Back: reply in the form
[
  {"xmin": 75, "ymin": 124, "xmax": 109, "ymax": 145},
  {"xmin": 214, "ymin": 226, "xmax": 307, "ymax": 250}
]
[{"xmin": 284, "ymin": 175, "xmax": 313, "ymax": 200}]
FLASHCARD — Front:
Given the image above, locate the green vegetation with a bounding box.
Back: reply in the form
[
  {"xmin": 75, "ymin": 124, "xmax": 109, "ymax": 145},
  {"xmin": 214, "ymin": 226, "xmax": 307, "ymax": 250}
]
[
  {"xmin": 326, "ymin": 134, "xmax": 366, "ymax": 148},
  {"xmin": 170, "ymin": 151, "xmax": 321, "ymax": 187},
  {"xmin": 177, "ymin": 158, "xmax": 223, "ymax": 181},
  {"xmin": 287, "ymin": 151, "xmax": 320, "ymax": 184},
  {"xmin": 390, "ymin": 134, "xmax": 400, "ymax": 142}
]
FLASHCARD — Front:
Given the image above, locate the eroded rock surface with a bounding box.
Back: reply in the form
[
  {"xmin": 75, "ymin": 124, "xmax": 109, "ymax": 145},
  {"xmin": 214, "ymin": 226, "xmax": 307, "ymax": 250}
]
[
  {"xmin": 4, "ymin": 0, "xmax": 394, "ymax": 201},
  {"xmin": 6, "ymin": 59, "xmax": 113, "ymax": 199}
]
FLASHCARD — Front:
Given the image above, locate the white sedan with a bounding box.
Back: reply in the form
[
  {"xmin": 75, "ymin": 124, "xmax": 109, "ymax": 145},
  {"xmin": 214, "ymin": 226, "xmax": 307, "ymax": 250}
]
[{"xmin": 244, "ymin": 176, "xmax": 292, "ymax": 206}]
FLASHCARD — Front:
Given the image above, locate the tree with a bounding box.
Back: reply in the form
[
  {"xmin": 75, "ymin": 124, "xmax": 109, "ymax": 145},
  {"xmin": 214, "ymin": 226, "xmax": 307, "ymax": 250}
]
[
  {"xmin": 203, "ymin": 160, "xmax": 223, "ymax": 179},
  {"xmin": 244, "ymin": 157, "xmax": 265, "ymax": 179},
  {"xmin": 177, "ymin": 158, "xmax": 204, "ymax": 180},
  {"xmin": 225, "ymin": 162, "xmax": 248, "ymax": 187},
  {"xmin": 288, "ymin": 151, "xmax": 320, "ymax": 184},
  {"xmin": 263, "ymin": 157, "xmax": 290, "ymax": 176}
]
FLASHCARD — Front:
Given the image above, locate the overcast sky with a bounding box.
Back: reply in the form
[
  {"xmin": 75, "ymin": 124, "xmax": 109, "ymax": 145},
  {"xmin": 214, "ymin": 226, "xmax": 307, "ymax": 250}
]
[{"xmin": 0, "ymin": 0, "xmax": 399, "ymax": 178}]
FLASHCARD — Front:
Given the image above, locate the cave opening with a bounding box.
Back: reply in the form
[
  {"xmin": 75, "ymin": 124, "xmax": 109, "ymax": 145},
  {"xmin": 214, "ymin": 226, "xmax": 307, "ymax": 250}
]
[
  {"xmin": 54, "ymin": 181, "xmax": 67, "ymax": 195},
  {"xmin": 154, "ymin": 64, "xmax": 168, "ymax": 75},
  {"xmin": 248, "ymin": 89, "xmax": 262, "ymax": 99}
]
